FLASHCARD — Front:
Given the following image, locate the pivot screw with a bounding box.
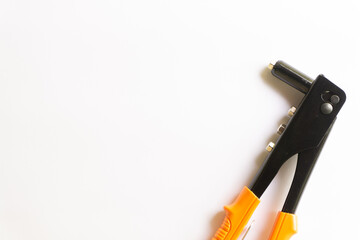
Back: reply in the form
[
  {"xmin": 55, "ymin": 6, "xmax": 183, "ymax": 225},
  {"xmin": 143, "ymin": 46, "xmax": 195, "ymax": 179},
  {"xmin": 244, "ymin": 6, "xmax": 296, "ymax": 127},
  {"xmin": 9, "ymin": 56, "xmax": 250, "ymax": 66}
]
[
  {"xmin": 321, "ymin": 103, "xmax": 333, "ymax": 114},
  {"xmin": 330, "ymin": 95, "xmax": 340, "ymax": 104}
]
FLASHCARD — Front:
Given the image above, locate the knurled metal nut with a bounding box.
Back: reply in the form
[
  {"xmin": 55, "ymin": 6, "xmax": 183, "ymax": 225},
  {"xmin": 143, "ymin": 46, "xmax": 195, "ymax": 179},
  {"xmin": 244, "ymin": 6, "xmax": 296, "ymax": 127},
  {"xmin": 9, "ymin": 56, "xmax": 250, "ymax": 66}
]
[
  {"xmin": 266, "ymin": 142, "xmax": 275, "ymax": 152},
  {"xmin": 277, "ymin": 124, "xmax": 286, "ymax": 135},
  {"xmin": 288, "ymin": 106, "xmax": 296, "ymax": 117}
]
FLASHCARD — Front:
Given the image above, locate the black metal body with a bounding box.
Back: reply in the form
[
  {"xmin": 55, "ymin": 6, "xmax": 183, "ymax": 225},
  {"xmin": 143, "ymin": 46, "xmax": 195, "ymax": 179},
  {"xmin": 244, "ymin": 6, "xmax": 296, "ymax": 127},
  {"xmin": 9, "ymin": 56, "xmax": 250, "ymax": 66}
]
[{"xmin": 249, "ymin": 61, "xmax": 346, "ymax": 214}]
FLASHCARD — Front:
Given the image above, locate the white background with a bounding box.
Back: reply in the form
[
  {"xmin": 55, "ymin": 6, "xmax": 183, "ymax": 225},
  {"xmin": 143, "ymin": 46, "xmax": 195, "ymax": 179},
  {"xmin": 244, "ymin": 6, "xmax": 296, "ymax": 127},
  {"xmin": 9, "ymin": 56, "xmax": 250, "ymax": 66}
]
[{"xmin": 0, "ymin": 0, "xmax": 359, "ymax": 239}]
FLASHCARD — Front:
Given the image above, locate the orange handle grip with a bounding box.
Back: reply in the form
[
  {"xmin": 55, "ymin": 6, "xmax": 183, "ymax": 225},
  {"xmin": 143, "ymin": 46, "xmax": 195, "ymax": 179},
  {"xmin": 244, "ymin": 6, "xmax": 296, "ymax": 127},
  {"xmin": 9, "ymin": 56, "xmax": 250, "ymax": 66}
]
[
  {"xmin": 212, "ymin": 187, "xmax": 260, "ymax": 240},
  {"xmin": 268, "ymin": 211, "xmax": 298, "ymax": 240}
]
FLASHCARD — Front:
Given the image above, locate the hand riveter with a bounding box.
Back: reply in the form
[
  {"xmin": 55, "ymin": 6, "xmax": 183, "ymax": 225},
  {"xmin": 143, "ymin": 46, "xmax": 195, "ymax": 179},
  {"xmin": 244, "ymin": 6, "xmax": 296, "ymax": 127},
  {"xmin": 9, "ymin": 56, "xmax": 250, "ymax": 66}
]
[{"xmin": 211, "ymin": 60, "xmax": 346, "ymax": 240}]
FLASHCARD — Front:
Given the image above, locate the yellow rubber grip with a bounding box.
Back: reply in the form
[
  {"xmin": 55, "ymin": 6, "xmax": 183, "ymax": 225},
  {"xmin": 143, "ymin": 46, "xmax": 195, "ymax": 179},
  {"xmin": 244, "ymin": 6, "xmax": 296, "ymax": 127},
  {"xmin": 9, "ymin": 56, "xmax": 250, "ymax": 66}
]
[
  {"xmin": 268, "ymin": 211, "xmax": 298, "ymax": 240},
  {"xmin": 212, "ymin": 186, "xmax": 260, "ymax": 240}
]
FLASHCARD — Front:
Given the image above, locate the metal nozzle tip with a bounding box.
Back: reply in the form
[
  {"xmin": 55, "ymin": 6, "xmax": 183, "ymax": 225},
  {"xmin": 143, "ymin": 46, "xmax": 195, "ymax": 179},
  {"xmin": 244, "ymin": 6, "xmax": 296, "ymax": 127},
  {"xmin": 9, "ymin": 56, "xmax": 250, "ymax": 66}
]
[{"xmin": 268, "ymin": 63, "xmax": 274, "ymax": 70}]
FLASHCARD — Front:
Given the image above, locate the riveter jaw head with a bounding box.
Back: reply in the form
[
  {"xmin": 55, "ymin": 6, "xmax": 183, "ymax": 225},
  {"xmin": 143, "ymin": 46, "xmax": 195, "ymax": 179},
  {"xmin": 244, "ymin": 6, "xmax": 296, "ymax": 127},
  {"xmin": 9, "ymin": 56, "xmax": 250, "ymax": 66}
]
[
  {"xmin": 269, "ymin": 61, "xmax": 346, "ymax": 159},
  {"xmin": 281, "ymin": 74, "xmax": 346, "ymax": 154},
  {"xmin": 249, "ymin": 61, "xmax": 346, "ymax": 199}
]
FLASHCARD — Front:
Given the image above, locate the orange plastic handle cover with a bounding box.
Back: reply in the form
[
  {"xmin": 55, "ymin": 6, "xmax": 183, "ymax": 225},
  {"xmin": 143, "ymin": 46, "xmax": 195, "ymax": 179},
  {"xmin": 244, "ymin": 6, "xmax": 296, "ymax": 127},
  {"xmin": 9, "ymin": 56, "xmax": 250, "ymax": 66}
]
[
  {"xmin": 268, "ymin": 211, "xmax": 298, "ymax": 240},
  {"xmin": 212, "ymin": 186, "xmax": 260, "ymax": 240}
]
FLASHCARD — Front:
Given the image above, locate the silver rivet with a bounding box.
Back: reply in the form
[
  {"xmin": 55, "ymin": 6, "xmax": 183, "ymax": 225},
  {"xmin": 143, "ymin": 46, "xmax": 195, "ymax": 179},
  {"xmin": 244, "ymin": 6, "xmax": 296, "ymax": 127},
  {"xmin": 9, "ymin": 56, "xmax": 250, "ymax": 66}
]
[
  {"xmin": 330, "ymin": 95, "xmax": 340, "ymax": 104},
  {"xmin": 321, "ymin": 103, "xmax": 333, "ymax": 114},
  {"xmin": 266, "ymin": 142, "xmax": 275, "ymax": 152},
  {"xmin": 277, "ymin": 124, "xmax": 286, "ymax": 135},
  {"xmin": 288, "ymin": 106, "xmax": 296, "ymax": 117}
]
